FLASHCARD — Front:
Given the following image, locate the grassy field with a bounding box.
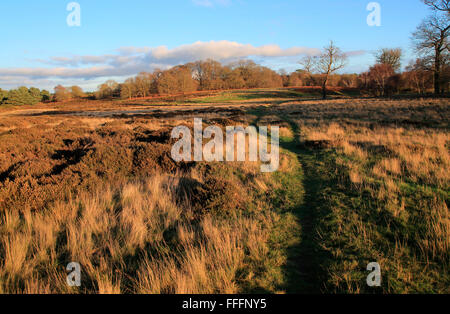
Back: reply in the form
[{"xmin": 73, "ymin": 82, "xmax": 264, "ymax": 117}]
[{"xmin": 0, "ymin": 88, "xmax": 448, "ymax": 294}]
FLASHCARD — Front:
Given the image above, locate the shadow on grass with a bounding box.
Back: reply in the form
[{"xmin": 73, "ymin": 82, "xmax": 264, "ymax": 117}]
[
  {"xmin": 249, "ymin": 107, "xmax": 335, "ymax": 293},
  {"xmin": 279, "ymin": 117, "xmax": 334, "ymax": 293}
]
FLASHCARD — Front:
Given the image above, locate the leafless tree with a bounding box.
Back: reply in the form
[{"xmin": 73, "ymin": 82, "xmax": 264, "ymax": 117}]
[
  {"xmin": 300, "ymin": 41, "xmax": 347, "ymax": 99},
  {"xmin": 120, "ymin": 78, "xmax": 136, "ymax": 100},
  {"xmin": 54, "ymin": 85, "xmax": 71, "ymax": 102},
  {"xmin": 412, "ymin": 13, "xmax": 449, "ymax": 94},
  {"xmin": 375, "ymin": 48, "xmax": 403, "ymax": 72},
  {"xmin": 423, "ymin": 0, "xmax": 450, "ymax": 13},
  {"xmin": 368, "ymin": 64, "xmax": 396, "ymax": 96},
  {"xmin": 137, "ymin": 72, "xmax": 156, "ymax": 97},
  {"xmin": 70, "ymin": 86, "xmax": 85, "ymax": 99},
  {"xmin": 96, "ymin": 80, "xmax": 119, "ymax": 99},
  {"xmin": 404, "ymin": 59, "xmax": 434, "ymax": 94}
]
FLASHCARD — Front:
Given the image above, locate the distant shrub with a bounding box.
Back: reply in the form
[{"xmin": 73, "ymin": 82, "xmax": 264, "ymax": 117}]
[
  {"xmin": 0, "ymin": 88, "xmax": 8, "ymax": 104},
  {"xmin": 70, "ymin": 85, "xmax": 86, "ymax": 99},
  {"xmin": 53, "ymin": 85, "xmax": 72, "ymax": 102},
  {"xmin": 40, "ymin": 90, "xmax": 51, "ymax": 102},
  {"xmin": 4, "ymin": 86, "xmax": 43, "ymax": 106}
]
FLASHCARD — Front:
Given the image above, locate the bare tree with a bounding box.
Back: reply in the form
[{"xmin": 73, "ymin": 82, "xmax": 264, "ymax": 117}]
[
  {"xmin": 412, "ymin": 13, "xmax": 449, "ymax": 94},
  {"xmin": 368, "ymin": 64, "xmax": 396, "ymax": 96},
  {"xmin": 423, "ymin": 0, "xmax": 450, "ymax": 13},
  {"xmin": 404, "ymin": 59, "xmax": 433, "ymax": 94},
  {"xmin": 300, "ymin": 41, "xmax": 347, "ymax": 99},
  {"xmin": 191, "ymin": 59, "xmax": 225, "ymax": 91},
  {"xmin": 120, "ymin": 78, "xmax": 136, "ymax": 100},
  {"xmin": 70, "ymin": 86, "xmax": 85, "ymax": 99},
  {"xmin": 96, "ymin": 80, "xmax": 119, "ymax": 99},
  {"xmin": 135, "ymin": 72, "xmax": 154, "ymax": 98},
  {"xmin": 54, "ymin": 85, "xmax": 71, "ymax": 102},
  {"xmin": 375, "ymin": 48, "xmax": 403, "ymax": 72},
  {"xmin": 156, "ymin": 66, "xmax": 197, "ymax": 95}
]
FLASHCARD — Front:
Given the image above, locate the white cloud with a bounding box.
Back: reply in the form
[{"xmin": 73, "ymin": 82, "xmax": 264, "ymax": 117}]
[
  {"xmin": 0, "ymin": 40, "xmax": 364, "ymax": 90},
  {"xmin": 147, "ymin": 41, "xmax": 320, "ymax": 63},
  {"xmin": 0, "ymin": 40, "xmax": 319, "ymax": 78}
]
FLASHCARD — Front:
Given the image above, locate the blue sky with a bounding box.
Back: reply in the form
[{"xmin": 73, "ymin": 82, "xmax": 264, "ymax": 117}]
[{"xmin": 0, "ymin": 0, "xmax": 429, "ymax": 91}]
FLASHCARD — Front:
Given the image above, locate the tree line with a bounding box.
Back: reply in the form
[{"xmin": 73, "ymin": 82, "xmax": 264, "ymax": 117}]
[
  {"xmin": 0, "ymin": 0, "xmax": 448, "ymax": 106},
  {"xmin": 295, "ymin": 0, "xmax": 449, "ymax": 98},
  {"xmin": 0, "ymin": 85, "xmax": 89, "ymax": 106},
  {"xmin": 0, "ymin": 87, "xmax": 51, "ymax": 106},
  {"xmin": 92, "ymin": 0, "xmax": 449, "ymax": 102},
  {"xmin": 93, "ymin": 59, "xmax": 285, "ymax": 100}
]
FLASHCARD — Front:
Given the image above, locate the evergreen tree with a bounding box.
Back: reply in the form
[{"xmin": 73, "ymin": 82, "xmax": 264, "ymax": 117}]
[
  {"xmin": 29, "ymin": 87, "xmax": 42, "ymax": 104},
  {"xmin": 40, "ymin": 90, "xmax": 51, "ymax": 102},
  {"xmin": 0, "ymin": 88, "xmax": 8, "ymax": 104},
  {"xmin": 5, "ymin": 86, "xmax": 41, "ymax": 106}
]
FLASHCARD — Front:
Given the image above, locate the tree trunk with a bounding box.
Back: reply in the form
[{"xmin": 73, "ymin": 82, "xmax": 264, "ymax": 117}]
[
  {"xmin": 322, "ymin": 79, "xmax": 328, "ymax": 100},
  {"xmin": 434, "ymin": 48, "xmax": 441, "ymax": 95},
  {"xmin": 434, "ymin": 71, "xmax": 441, "ymax": 95}
]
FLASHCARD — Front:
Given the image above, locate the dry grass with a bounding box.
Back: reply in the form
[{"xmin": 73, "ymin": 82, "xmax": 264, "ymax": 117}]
[
  {"xmin": 0, "ymin": 172, "xmax": 275, "ymax": 294},
  {"xmin": 288, "ymin": 97, "xmax": 449, "ymax": 293},
  {"xmin": 0, "ymin": 91, "xmax": 448, "ymax": 294}
]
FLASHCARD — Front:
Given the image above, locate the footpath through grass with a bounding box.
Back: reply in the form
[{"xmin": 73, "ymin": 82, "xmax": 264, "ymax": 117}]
[
  {"xmin": 245, "ymin": 108, "xmax": 331, "ymax": 293},
  {"xmin": 247, "ymin": 107, "xmax": 449, "ymax": 293}
]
